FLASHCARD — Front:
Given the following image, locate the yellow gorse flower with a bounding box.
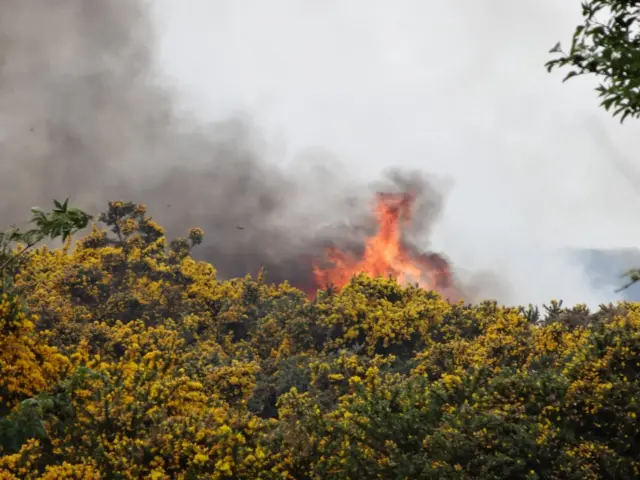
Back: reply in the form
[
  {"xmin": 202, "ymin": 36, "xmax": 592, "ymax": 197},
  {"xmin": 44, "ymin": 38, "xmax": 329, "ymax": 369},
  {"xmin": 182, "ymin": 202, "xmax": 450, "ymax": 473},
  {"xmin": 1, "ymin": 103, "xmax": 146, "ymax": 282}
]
[{"xmin": 1, "ymin": 201, "xmax": 639, "ymax": 479}]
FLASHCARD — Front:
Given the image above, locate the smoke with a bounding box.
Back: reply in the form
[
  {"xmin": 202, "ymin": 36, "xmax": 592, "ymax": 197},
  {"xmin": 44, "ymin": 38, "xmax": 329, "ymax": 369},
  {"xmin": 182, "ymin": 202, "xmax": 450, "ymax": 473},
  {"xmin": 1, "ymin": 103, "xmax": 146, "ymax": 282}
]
[
  {"xmin": 0, "ymin": 1, "xmax": 298, "ymax": 282},
  {"xmin": 149, "ymin": 0, "xmax": 640, "ymax": 308},
  {"xmin": 0, "ymin": 0, "xmax": 477, "ymax": 299},
  {"xmin": 0, "ymin": 2, "xmax": 150, "ymax": 215},
  {"xmin": 3, "ymin": 1, "xmax": 635, "ymax": 307}
]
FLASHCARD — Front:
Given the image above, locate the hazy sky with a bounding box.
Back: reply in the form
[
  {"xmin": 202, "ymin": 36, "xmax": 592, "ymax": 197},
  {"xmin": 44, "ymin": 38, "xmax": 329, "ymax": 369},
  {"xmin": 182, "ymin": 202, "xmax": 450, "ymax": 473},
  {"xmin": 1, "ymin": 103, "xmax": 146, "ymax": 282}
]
[{"xmin": 150, "ymin": 0, "xmax": 640, "ymax": 306}]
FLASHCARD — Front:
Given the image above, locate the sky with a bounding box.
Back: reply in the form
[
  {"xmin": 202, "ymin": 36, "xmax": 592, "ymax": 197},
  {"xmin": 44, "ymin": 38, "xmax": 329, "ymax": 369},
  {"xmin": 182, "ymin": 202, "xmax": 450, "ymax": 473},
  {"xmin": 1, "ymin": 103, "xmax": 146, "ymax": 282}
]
[{"xmin": 149, "ymin": 0, "xmax": 640, "ymax": 307}]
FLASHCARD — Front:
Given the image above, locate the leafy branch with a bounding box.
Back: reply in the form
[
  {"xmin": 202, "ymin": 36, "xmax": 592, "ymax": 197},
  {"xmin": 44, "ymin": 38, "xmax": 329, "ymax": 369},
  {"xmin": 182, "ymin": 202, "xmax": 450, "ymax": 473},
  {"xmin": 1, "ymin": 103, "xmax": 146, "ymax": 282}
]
[
  {"xmin": 615, "ymin": 268, "xmax": 640, "ymax": 293},
  {"xmin": 0, "ymin": 199, "xmax": 92, "ymax": 290},
  {"xmin": 545, "ymin": 0, "xmax": 640, "ymax": 123}
]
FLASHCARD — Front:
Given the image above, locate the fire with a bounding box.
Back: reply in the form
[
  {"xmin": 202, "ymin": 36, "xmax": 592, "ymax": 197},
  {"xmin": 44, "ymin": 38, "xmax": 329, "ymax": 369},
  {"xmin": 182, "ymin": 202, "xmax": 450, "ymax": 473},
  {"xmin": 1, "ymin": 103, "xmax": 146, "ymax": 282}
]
[{"xmin": 312, "ymin": 191, "xmax": 454, "ymax": 296}]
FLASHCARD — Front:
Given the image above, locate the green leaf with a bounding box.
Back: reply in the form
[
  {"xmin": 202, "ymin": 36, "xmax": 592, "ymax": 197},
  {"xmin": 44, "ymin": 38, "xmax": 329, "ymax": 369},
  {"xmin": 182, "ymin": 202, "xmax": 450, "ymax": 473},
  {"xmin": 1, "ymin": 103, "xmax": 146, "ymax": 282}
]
[
  {"xmin": 549, "ymin": 42, "xmax": 562, "ymax": 54},
  {"xmin": 601, "ymin": 97, "xmax": 616, "ymax": 111},
  {"xmin": 620, "ymin": 109, "xmax": 631, "ymax": 123},
  {"xmin": 562, "ymin": 71, "xmax": 580, "ymax": 82}
]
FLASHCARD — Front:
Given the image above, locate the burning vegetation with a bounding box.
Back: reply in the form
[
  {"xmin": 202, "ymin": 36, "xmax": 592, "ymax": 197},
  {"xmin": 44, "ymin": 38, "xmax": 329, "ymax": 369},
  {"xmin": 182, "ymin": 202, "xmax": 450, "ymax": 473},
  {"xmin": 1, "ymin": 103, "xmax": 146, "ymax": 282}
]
[{"xmin": 310, "ymin": 191, "xmax": 458, "ymax": 300}]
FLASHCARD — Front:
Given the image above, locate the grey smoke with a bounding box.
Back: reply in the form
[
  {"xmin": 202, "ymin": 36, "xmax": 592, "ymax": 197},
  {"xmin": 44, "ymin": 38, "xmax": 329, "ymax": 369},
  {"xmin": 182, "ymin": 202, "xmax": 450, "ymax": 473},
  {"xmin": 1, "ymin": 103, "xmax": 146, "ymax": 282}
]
[
  {"xmin": 0, "ymin": 1, "xmax": 167, "ymax": 219},
  {"xmin": 0, "ymin": 0, "xmax": 475, "ymax": 299},
  {"xmin": 150, "ymin": 0, "xmax": 640, "ymax": 308}
]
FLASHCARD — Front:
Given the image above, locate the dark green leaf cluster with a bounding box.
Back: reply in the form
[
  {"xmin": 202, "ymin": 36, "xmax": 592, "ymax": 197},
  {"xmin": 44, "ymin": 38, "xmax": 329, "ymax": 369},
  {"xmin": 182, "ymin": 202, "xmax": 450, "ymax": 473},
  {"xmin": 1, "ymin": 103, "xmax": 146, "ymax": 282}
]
[
  {"xmin": 31, "ymin": 198, "xmax": 92, "ymax": 243},
  {"xmin": 0, "ymin": 199, "xmax": 92, "ymax": 291},
  {"xmin": 546, "ymin": 0, "xmax": 640, "ymax": 123}
]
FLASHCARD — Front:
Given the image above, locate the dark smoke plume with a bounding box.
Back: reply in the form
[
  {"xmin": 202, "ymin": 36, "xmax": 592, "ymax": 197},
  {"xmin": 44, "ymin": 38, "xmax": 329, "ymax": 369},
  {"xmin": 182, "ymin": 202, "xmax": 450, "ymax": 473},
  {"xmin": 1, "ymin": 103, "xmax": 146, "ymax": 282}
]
[{"xmin": 0, "ymin": 0, "xmax": 479, "ymax": 299}]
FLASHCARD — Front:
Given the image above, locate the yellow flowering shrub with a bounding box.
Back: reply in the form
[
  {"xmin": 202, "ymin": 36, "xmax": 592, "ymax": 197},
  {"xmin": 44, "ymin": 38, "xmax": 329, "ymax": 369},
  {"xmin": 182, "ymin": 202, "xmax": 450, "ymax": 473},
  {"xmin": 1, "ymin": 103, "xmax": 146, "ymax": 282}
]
[
  {"xmin": 0, "ymin": 293, "xmax": 69, "ymax": 413},
  {"xmin": 1, "ymin": 200, "xmax": 640, "ymax": 478}
]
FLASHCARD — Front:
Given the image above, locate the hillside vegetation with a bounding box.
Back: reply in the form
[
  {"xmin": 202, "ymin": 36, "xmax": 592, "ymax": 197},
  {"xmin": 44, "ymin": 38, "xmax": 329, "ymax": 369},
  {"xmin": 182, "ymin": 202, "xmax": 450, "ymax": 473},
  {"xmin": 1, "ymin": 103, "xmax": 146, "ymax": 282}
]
[{"xmin": 0, "ymin": 200, "xmax": 639, "ymax": 479}]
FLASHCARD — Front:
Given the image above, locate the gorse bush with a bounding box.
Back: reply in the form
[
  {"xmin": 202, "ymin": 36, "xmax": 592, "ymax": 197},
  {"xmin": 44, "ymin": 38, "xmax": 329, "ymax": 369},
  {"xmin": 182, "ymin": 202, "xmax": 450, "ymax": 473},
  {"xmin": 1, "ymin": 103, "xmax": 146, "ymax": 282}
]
[{"xmin": 1, "ymin": 200, "xmax": 640, "ymax": 479}]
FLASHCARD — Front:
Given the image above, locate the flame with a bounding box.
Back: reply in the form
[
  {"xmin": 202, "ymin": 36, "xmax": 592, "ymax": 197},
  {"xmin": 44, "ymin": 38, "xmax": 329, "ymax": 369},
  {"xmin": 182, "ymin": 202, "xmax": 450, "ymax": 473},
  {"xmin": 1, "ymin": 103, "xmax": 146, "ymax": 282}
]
[{"xmin": 311, "ymin": 191, "xmax": 454, "ymax": 296}]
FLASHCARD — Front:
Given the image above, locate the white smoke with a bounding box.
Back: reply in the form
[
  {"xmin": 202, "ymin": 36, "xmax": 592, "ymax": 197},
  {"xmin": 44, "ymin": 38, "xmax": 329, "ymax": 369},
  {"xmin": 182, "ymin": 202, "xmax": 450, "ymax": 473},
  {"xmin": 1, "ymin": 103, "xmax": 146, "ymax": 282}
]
[{"xmin": 151, "ymin": 0, "xmax": 640, "ymax": 307}]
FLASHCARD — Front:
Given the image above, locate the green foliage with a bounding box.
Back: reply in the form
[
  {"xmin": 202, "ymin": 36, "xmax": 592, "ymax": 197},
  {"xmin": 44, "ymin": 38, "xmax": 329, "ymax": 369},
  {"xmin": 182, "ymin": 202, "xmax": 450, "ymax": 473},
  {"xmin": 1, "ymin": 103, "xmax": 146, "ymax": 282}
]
[
  {"xmin": 0, "ymin": 199, "xmax": 92, "ymax": 291},
  {"xmin": 31, "ymin": 199, "xmax": 92, "ymax": 242},
  {"xmin": 0, "ymin": 395, "xmax": 51, "ymax": 454},
  {"xmin": 546, "ymin": 0, "xmax": 640, "ymax": 123}
]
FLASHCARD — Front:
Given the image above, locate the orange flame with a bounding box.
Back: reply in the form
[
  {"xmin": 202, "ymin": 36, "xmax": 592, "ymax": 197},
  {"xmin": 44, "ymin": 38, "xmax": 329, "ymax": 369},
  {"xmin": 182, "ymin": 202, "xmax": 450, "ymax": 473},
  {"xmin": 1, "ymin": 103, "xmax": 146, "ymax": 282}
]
[{"xmin": 312, "ymin": 191, "xmax": 454, "ymax": 295}]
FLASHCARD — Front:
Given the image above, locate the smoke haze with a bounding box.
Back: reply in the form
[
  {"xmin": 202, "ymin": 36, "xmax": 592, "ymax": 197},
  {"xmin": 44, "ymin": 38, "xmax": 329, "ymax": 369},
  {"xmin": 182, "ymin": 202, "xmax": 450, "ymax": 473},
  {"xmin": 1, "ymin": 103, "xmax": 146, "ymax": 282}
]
[
  {"xmin": 1, "ymin": 0, "xmax": 638, "ymax": 306},
  {"xmin": 0, "ymin": 0, "xmax": 467, "ymax": 299},
  {"xmin": 153, "ymin": 0, "xmax": 640, "ymax": 307}
]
